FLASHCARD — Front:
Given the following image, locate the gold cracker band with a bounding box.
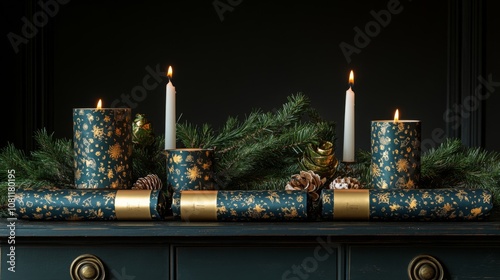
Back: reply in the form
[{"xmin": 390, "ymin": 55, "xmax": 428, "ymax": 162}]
[
  {"xmin": 115, "ymin": 190, "xmax": 153, "ymax": 220},
  {"xmin": 333, "ymin": 189, "xmax": 370, "ymax": 220},
  {"xmin": 180, "ymin": 190, "xmax": 218, "ymax": 221}
]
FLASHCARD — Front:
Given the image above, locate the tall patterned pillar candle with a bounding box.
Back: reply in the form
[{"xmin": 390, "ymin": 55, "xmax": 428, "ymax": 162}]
[
  {"xmin": 73, "ymin": 99, "xmax": 133, "ymax": 189},
  {"xmin": 371, "ymin": 109, "xmax": 421, "ymax": 189}
]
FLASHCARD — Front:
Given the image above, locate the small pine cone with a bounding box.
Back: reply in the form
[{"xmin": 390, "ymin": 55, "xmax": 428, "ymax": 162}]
[
  {"xmin": 285, "ymin": 170, "xmax": 326, "ymax": 201},
  {"xmin": 329, "ymin": 176, "xmax": 362, "ymax": 190},
  {"xmin": 132, "ymin": 174, "xmax": 163, "ymax": 190}
]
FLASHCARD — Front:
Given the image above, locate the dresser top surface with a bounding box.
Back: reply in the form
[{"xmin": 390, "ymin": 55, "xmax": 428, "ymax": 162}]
[{"xmin": 2, "ymin": 218, "xmax": 500, "ymax": 239}]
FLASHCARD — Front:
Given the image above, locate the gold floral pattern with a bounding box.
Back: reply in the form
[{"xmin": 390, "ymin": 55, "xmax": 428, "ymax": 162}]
[
  {"xmin": 73, "ymin": 108, "xmax": 132, "ymax": 189},
  {"xmin": 13, "ymin": 187, "xmax": 167, "ymax": 220},
  {"xmin": 165, "ymin": 149, "xmax": 214, "ymax": 191},
  {"xmin": 371, "ymin": 120, "xmax": 421, "ymax": 189},
  {"xmin": 171, "ymin": 190, "xmax": 308, "ymax": 221},
  {"xmin": 320, "ymin": 188, "xmax": 493, "ymax": 221}
]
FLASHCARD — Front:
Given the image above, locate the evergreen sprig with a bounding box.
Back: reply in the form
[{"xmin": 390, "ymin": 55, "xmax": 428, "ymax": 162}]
[
  {"xmin": 177, "ymin": 93, "xmax": 336, "ymax": 190},
  {"xmin": 0, "ymin": 129, "xmax": 74, "ymax": 189},
  {"xmin": 420, "ymin": 139, "xmax": 500, "ymax": 197},
  {"xmin": 0, "ymin": 130, "xmax": 75, "ymax": 217},
  {"xmin": 132, "ymin": 135, "xmax": 167, "ymax": 183}
]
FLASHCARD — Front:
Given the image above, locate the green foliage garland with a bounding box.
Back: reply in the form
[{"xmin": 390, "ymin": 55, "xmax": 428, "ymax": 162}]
[
  {"xmin": 176, "ymin": 92, "xmax": 336, "ymax": 190},
  {"xmin": 1, "ymin": 93, "xmax": 500, "ymax": 217}
]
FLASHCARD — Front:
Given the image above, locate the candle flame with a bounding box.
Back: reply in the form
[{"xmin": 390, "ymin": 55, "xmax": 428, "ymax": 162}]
[
  {"xmin": 97, "ymin": 99, "xmax": 102, "ymax": 109},
  {"xmin": 394, "ymin": 109, "xmax": 399, "ymax": 123},
  {"xmin": 349, "ymin": 70, "xmax": 354, "ymax": 85},
  {"xmin": 167, "ymin": 66, "xmax": 173, "ymax": 79}
]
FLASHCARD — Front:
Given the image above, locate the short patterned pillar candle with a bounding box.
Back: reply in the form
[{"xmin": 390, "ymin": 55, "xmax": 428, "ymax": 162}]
[
  {"xmin": 165, "ymin": 148, "xmax": 215, "ymax": 192},
  {"xmin": 371, "ymin": 110, "xmax": 421, "ymax": 189},
  {"xmin": 73, "ymin": 101, "xmax": 132, "ymax": 189}
]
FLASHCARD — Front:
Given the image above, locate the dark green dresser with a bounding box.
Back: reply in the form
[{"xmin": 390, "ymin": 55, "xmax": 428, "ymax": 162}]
[{"xmin": 2, "ymin": 219, "xmax": 500, "ymax": 279}]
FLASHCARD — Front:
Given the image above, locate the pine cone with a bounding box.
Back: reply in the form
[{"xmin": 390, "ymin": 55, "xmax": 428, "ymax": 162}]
[
  {"xmin": 132, "ymin": 174, "xmax": 163, "ymax": 190},
  {"xmin": 328, "ymin": 176, "xmax": 362, "ymax": 189},
  {"xmin": 285, "ymin": 170, "xmax": 326, "ymax": 201}
]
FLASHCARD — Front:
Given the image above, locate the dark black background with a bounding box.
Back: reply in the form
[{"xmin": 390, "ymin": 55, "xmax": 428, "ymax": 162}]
[{"xmin": 1, "ymin": 0, "xmax": 499, "ymax": 156}]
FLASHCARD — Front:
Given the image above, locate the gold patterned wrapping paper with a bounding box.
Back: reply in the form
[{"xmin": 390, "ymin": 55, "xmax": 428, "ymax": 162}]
[
  {"xmin": 320, "ymin": 188, "xmax": 493, "ymax": 221},
  {"xmin": 165, "ymin": 148, "xmax": 215, "ymax": 192},
  {"xmin": 14, "ymin": 187, "xmax": 167, "ymax": 220},
  {"xmin": 171, "ymin": 190, "xmax": 308, "ymax": 222},
  {"xmin": 371, "ymin": 120, "xmax": 421, "ymax": 189},
  {"xmin": 73, "ymin": 107, "xmax": 133, "ymax": 189}
]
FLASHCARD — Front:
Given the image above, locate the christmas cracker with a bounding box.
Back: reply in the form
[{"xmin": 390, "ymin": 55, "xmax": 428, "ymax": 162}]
[
  {"xmin": 14, "ymin": 187, "xmax": 167, "ymax": 220},
  {"xmin": 320, "ymin": 188, "xmax": 493, "ymax": 221},
  {"xmin": 171, "ymin": 190, "xmax": 308, "ymax": 222}
]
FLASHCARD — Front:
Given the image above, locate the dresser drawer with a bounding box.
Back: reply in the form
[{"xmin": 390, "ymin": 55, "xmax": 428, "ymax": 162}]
[
  {"xmin": 1, "ymin": 242, "xmax": 169, "ymax": 280},
  {"xmin": 347, "ymin": 244, "xmax": 500, "ymax": 280},
  {"xmin": 175, "ymin": 245, "xmax": 339, "ymax": 280}
]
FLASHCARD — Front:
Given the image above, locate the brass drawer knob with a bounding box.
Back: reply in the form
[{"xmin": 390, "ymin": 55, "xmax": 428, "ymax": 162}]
[
  {"xmin": 408, "ymin": 255, "xmax": 444, "ymax": 280},
  {"xmin": 70, "ymin": 254, "xmax": 106, "ymax": 280}
]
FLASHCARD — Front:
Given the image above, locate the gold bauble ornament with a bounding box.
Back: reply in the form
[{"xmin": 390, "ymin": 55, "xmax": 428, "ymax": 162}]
[
  {"xmin": 132, "ymin": 113, "xmax": 155, "ymax": 146},
  {"xmin": 299, "ymin": 141, "xmax": 338, "ymax": 180}
]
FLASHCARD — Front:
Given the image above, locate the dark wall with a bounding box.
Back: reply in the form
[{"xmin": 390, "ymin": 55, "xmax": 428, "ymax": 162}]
[
  {"xmin": 3, "ymin": 0, "xmax": 498, "ymax": 155},
  {"xmin": 1, "ymin": 1, "xmax": 25, "ymax": 149},
  {"xmin": 51, "ymin": 0, "xmax": 448, "ymax": 156},
  {"xmin": 485, "ymin": 0, "xmax": 500, "ymax": 151}
]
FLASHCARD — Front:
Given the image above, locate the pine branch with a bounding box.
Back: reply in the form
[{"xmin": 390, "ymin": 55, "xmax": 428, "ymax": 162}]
[
  {"xmin": 0, "ymin": 130, "xmax": 74, "ymax": 188},
  {"xmin": 30, "ymin": 129, "xmax": 74, "ymax": 187},
  {"xmin": 132, "ymin": 135, "xmax": 167, "ymax": 183},
  {"xmin": 177, "ymin": 93, "xmax": 336, "ymax": 190},
  {"xmin": 420, "ymin": 139, "xmax": 500, "ymax": 203}
]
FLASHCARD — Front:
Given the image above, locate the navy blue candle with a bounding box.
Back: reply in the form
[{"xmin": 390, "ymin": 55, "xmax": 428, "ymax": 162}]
[
  {"xmin": 73, "ymin": 100, "xmax": 132, "ymax": 189},
  {"xmin": 371, "ymin": 110, "xmax": 421, "ymax": 189},
  {"xmin": 165, "ymin": 148, "xmax": 215, "ymax": 192}
]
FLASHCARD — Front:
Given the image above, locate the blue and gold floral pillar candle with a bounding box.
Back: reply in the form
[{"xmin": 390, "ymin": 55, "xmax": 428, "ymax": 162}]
[
  {"xmin": 371, "ymin": 109, "xmax": 421, "ymax": 189},
  {"xmin": 73, "ymin": 99, "xmax": 133, "ymax": 189},
  {"xmin": 165, "ymin": 148, "xmax": 215, "ymax": 192}
]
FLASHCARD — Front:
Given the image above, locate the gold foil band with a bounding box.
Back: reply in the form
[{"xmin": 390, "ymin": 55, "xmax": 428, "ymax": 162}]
[
  {"xmin": 115, "ymin": 190, "xmax": 152, "ymax": 220},
  {"xmin": 180, "ymin": 190, "xmax": 218, "ymax": 221},
  {"xmin": 333, "ymin": 189, "xmax": 370, "ymax": 220}
]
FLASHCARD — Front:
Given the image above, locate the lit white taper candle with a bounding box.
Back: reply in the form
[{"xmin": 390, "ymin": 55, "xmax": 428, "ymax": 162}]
[
  {"xmin": 165, "ymin": 66, "xmax": 176, "ymax": 150},
  {"xmin": 343, "ymin": 70, "xmax": 355, "ymax": 162}
]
